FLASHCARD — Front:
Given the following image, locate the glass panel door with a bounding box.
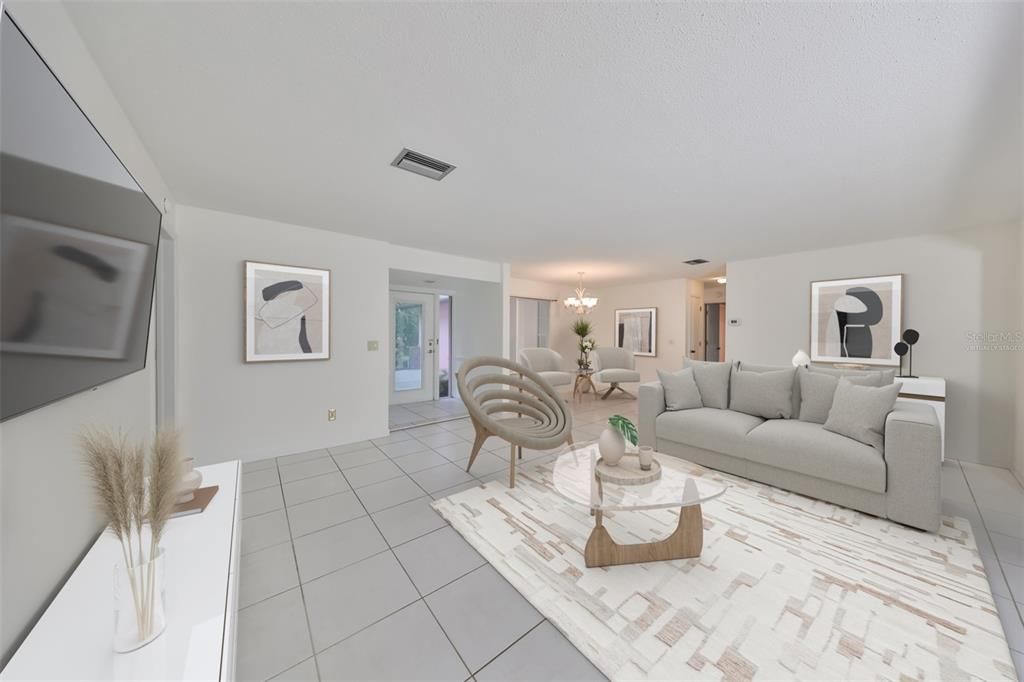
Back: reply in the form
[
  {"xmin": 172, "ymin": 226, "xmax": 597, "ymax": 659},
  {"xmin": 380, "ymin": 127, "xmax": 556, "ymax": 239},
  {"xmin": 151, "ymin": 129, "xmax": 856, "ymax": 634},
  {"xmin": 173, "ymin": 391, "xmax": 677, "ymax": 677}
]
[{"xmin": 390, "ymin": 291, "xmax": 436, "ymax": 404}]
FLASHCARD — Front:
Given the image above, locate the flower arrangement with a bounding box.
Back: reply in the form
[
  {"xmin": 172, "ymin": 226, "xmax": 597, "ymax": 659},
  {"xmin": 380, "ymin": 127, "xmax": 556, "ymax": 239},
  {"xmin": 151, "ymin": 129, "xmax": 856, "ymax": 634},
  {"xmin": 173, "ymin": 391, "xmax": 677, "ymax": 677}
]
[
  {"xmin": 572, "ymin": 319, "xmax": 596, "ymax": 370},
  {"xmin": 82, "ymin": 428, "xmax": 182, "ymax": 650}
]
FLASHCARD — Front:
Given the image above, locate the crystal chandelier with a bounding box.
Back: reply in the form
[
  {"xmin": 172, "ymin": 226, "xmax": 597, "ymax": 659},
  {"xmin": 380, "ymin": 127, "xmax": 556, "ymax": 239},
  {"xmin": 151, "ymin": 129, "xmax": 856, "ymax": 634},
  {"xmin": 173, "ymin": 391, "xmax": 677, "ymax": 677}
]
[{"xmin": 563, "ymin": 272, "xmax": 599, "ymax": 315}]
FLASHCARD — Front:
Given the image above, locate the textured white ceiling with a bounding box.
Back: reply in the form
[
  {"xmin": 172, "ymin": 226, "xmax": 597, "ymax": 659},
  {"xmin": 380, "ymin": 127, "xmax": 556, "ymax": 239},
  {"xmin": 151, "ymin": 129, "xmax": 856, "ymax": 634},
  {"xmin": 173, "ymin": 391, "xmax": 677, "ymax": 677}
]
[{"xmin": 64, "ymin": 2, "xmax": 1021, "ymax": 286}]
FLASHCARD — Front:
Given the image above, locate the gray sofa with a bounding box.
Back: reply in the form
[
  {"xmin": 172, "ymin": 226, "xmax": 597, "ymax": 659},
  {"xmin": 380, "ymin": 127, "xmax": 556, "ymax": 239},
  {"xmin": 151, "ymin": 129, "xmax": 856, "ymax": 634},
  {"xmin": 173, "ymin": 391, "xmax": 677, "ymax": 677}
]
[{"xmin": 639, "ymin": 361, "xmax": 942, "ymax": 532}]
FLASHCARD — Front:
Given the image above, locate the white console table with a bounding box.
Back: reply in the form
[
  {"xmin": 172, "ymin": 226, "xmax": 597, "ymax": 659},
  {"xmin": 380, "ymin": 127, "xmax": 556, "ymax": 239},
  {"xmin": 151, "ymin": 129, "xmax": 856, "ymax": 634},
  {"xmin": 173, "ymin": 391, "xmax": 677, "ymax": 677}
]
[
  {"xmin": 896, "ymin": 376, "xmax": 946, "ymax": 460},
  {"xmin": 2, "ymin": 461, "xmax": 241, "ymax": 681}
]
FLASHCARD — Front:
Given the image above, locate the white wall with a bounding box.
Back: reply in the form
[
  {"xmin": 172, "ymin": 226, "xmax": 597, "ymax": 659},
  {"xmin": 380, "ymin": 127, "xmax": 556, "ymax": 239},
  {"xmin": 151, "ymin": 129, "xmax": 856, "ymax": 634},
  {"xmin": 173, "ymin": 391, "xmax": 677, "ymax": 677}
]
[
  {"xmin": 726, "ymin": 223, "xmax": 1021, "ymax": 468},
  {"xmin": 176, "ymin": 206, "xmax": 391, "ymax": 463},
  {"xmin": 0, "ymin": 1, "xmax": 173, "ymax": 664},
  {"xmin": 510, "ymin": 277, "xmax": 694, "ymax": 382},
  {"xmin": 1016, "ymin": 218, "xmax": 1024, "ymax": 484},
  {"xmin": 389, "ymin": 244, "xmax": 502, "ymax": 283}
]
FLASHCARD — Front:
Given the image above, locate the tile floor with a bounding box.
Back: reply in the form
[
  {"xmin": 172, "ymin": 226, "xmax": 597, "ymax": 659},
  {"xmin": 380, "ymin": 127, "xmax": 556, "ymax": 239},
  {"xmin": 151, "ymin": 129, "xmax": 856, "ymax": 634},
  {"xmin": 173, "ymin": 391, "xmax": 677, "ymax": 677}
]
[
  {"xmin": 389, "ymin": 398, "xmax": 468, "ymax": 430},
  {"xmin": 238, "ymin": 393, "xmax": 1024, "ymax": 681}
]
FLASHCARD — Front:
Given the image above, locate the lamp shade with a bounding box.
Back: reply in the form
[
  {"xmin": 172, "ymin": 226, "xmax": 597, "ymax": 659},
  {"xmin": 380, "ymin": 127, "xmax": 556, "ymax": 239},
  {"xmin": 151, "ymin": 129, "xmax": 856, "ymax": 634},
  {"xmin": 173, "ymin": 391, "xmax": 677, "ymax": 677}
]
[{"xmin": 792, "ymin": 350, "xmax": 810, "ymax": 367}]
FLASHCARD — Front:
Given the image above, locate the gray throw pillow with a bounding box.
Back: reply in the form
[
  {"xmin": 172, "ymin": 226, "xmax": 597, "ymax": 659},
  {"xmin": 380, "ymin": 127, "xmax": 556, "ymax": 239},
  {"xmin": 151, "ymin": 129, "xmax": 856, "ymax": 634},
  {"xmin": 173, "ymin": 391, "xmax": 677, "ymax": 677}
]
[
  {"xmin": 729, "ymin": 366, "xmax": 796, "ymax": 419},
  {"xmin": 798, "ymin": 369, "xmax": 879, "ymax": 424},
  {"xmin": 683, "ymin": 358, "xmax": 732, "ymax": 409},
  {"xmin": 823, "ymin": 380, "xmax": 901, "ymax": 451},
  {"xmin": 657, "ymin": 368, "xmax": 703, "ymax": 411}
]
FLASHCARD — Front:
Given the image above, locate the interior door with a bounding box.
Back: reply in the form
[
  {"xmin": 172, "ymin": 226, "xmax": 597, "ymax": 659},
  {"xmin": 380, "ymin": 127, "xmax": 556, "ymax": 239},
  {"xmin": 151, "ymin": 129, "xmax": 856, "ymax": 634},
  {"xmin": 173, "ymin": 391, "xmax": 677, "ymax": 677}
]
[
  {"xmin": 704, "ymin": 303, "xmax": 721, "ymax": 361},
  {"xmin": 390, "ymin": 291, "xmax": 436, "ymax": 404},
  {"xmin": 688, "ymin": 295, "xmax": 704, "ymax": 360}
]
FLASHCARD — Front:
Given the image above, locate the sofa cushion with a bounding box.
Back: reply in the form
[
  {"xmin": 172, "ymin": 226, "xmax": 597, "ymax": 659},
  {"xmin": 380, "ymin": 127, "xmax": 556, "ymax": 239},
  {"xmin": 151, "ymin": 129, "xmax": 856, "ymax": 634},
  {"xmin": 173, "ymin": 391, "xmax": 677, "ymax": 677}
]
[
  {"xmin": 655, "ymin": 407, "xmax": 763, "ymax": 457},
  {"xmin": 808, "ymin": 365, "xmax": 896, "ymax": 385},
  {"xmin": 824, "ymin": 380, "xmax": 900, "ymax": 451},
  {"xmin": 798, "ymin": 369, "xmax": 880, "ymax": 424},
  {"xmin": 744, "ymin": 419, "xmax": 886, "ymax": 493},
  {"xmin": 729, "ymin": 366, "xmax": 795, "ymax": 419},
  {"xmin": 657, "ymin": 368, "xmax": 702, "ymax": 411},
  {"xmin": 682, "ymin": 358, "xmax": 732, "ymax": 409},
  {"xmin": 736, "ymin": 362, "xmax": 800, "ymax": 418}
]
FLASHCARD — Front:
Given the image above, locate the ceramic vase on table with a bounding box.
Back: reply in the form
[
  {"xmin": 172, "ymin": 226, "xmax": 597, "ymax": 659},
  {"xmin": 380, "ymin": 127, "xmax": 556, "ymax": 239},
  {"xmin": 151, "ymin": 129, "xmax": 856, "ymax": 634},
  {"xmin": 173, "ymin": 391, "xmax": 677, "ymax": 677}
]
[
  {"xmin": 598, "ymin": 427, "xmax": 626, "ymax": 466},
  {"xmin": 176, "ymin": 457, "xmax": 202, "ymax": 503}
]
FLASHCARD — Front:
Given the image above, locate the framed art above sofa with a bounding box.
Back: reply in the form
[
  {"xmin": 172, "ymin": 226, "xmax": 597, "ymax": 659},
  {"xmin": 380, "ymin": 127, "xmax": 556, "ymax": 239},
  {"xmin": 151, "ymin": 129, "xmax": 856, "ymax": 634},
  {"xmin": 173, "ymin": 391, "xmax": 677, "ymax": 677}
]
[{"xmin": 810, "ymin": 274, "xmax": 902, "ymax": 366}]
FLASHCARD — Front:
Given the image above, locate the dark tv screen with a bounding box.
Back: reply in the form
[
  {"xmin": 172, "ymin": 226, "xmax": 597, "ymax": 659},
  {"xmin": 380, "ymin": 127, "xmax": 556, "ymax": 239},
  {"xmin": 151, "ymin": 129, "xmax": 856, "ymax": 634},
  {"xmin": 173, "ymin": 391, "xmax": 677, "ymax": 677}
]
[{"xmin": 0, "ymin": 12, "xmax": 162, "ymax": 421}]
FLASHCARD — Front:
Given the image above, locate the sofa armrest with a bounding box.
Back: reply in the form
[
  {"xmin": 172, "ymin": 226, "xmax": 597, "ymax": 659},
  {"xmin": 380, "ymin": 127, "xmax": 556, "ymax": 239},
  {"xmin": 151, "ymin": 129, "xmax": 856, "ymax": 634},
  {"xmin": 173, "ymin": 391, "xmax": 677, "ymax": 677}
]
[
  {"xmin": 638, "ymin": 382, "xmax": 666, "ymax": 448},
  {"xmin": 884, "ymin": 402, "xmax": 942, "ymax": 532}
]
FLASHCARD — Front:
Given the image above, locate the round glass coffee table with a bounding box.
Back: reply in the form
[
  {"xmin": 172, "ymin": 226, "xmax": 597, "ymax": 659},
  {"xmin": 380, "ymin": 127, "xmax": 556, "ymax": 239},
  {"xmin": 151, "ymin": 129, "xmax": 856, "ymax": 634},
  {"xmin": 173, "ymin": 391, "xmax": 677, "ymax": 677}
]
[{"xmin": 552, "ymin": 443, "xmax": 727, "ymax": 567}]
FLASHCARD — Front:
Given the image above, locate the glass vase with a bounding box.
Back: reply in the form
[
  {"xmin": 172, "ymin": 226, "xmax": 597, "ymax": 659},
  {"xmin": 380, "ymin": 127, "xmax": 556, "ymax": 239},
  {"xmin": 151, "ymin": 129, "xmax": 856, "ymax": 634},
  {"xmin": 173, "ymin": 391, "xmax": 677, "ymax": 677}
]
[{"xmin": 113, "ymin": 545, "xmax": 166, "ymax": 652}]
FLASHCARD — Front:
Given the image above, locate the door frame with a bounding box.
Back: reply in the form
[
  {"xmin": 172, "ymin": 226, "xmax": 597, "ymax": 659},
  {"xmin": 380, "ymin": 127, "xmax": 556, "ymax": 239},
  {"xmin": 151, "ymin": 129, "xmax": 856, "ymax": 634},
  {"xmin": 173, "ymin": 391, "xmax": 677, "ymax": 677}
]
[{"xmin": 389, "ymin": 287, "xmax": 451, "ymax": 404}]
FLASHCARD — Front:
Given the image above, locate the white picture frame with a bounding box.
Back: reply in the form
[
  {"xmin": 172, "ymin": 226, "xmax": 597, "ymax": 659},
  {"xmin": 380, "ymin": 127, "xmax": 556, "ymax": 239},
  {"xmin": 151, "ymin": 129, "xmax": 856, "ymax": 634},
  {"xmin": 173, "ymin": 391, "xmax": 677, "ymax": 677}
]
[
  {"xmin": 614, "ymin": 307, "xmax": 657, "ymax": 357},
  {"xmin": 810, "ymin": 274, "xmax": 902, "ymax": 366},
  {"xmin": 245, "ymin": 261, "xmax": 330, "ymax": 362}
]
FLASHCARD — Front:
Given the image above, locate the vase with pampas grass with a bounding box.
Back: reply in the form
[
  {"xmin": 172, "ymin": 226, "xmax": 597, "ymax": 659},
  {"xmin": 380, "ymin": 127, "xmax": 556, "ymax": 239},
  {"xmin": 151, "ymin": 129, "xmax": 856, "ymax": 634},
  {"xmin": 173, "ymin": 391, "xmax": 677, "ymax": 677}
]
[{"xmin": 82, "ymin": 429, "xmax": 182, "ymax": 652}]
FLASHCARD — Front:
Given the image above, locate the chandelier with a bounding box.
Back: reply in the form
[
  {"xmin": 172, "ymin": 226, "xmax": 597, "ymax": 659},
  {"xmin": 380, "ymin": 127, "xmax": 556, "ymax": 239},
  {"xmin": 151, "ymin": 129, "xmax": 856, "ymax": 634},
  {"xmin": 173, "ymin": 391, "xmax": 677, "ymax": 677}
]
[{"xmin": 563, "ymin": 272, "xmax": 599, "ymax": 315}]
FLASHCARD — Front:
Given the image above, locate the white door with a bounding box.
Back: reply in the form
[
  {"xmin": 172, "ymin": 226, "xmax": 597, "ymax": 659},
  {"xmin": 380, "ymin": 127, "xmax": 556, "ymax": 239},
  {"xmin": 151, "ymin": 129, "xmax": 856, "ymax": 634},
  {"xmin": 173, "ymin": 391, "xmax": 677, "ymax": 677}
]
[{"xmin": 390, "ymin": 291, "xmax": 437, "ymax": 404}]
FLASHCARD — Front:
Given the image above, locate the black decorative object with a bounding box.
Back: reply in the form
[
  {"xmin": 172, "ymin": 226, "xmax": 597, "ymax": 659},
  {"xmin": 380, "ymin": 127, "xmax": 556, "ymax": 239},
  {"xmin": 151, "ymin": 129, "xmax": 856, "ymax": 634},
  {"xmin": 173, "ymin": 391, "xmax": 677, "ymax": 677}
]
[
  {"xmin": 894, "ymin": 341, "xmax": 909, "ymax": 378},
  {"xmin": 899, "ymin": 329, "xmax": 920, "ymax": 378}
]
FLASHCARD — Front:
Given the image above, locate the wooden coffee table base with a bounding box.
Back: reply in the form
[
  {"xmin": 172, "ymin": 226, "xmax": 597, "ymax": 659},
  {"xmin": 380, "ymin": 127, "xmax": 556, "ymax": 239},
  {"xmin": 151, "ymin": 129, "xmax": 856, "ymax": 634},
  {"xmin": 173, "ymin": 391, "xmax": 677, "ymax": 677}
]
[{"xmin": 583, "ymin": 505, "xmax": 704, "ymax": 568}]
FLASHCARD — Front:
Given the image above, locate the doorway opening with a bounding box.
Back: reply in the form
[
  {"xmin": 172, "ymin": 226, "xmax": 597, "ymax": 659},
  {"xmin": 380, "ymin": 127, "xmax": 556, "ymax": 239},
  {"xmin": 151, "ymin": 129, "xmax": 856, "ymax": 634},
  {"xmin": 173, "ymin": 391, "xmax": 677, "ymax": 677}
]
[
  {"xmin": 388, "ymin": 288, "xmax": 464, "ymax": 430},
  {"xmin": 705, "ymin": 302, "xmax": 725, "ymax": 361}
]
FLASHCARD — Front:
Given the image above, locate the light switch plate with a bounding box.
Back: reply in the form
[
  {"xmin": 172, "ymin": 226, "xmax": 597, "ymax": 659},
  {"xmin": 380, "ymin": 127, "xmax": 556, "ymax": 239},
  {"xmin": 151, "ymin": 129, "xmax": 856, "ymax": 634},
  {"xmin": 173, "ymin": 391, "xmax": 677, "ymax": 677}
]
[
  {"xmin": 367, "ymin": 340, "xmax": 379, "ymax": 351},
  {"xmin": 328, "ymin": 408, "xmax": 337, "ymax": 421}
]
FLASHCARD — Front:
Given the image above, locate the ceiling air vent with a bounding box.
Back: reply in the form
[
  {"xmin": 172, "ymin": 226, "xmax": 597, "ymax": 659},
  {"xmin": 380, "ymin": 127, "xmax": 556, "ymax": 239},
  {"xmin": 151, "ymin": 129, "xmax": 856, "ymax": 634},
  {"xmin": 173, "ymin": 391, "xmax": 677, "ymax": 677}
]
[
  {"xmin": 683, "ymin": 258, "xmax": 709, "ymax": 265},
  {"xmin": 391, "ymin": 148, "xmax": 456, "ymax": 181}
]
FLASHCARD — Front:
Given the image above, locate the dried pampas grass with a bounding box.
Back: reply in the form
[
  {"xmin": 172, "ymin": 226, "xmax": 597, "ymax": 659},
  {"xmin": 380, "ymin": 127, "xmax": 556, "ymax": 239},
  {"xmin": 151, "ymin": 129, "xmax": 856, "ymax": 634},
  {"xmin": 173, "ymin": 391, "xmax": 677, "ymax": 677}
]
[{"xmin": 80, "ymin": 427, "xmax": 184, "ymax": 641}]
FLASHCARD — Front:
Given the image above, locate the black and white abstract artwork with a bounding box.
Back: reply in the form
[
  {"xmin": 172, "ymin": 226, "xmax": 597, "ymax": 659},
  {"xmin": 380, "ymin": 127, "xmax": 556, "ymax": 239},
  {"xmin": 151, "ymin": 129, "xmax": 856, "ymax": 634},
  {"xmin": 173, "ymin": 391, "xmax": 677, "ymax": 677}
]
[
  {"xmin": 810, "ymin": 274, "xmax": 902, "ymax": 366},
  {"xmin": 245, "ymin": 261, "xmax": 330, "ymax": 362}
]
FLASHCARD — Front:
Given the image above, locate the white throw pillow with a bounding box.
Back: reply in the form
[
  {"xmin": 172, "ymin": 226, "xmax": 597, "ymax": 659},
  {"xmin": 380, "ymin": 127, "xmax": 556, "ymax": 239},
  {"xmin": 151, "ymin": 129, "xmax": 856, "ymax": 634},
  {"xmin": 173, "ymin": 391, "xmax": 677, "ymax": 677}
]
[
  {"xmin": 657, "ymin": 368, "xmax": 703, "ymax": 411},
  {"xmin": 823, "ymin": 380, "xmax": 901, "ymax": 451}
]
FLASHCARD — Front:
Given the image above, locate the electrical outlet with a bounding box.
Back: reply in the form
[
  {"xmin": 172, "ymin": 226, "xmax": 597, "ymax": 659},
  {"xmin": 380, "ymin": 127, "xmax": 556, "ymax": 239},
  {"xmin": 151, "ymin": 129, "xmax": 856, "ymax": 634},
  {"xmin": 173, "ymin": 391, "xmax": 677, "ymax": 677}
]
[
  {"xmin": 367, "ymin": 340, "xmax": 379, "ymax": 351},
  {"xmin": 328, "ymin": 408, "xmax": 337, "ymax": 421}
]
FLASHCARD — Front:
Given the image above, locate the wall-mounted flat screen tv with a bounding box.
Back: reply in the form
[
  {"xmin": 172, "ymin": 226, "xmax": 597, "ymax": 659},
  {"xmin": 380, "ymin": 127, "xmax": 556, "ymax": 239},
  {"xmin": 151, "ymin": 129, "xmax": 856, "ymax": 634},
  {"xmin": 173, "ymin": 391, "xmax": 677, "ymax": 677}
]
[{"xmin": 1, "ymin": 12, "xmax": 163, "ymax": 421}]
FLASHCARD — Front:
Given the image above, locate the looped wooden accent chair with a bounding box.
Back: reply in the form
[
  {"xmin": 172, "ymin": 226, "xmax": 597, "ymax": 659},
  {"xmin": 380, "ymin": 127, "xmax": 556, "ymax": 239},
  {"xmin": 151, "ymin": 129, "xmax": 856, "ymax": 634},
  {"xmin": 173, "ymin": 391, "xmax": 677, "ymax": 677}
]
[{"xmin": 457, "ymin": 356, "xmax": 573, "ymax": 488}]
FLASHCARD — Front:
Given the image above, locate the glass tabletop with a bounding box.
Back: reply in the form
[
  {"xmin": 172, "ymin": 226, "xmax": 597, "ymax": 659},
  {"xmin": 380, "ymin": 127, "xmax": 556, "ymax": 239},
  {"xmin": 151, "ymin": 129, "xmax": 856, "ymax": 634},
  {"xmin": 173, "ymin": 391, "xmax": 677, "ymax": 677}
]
[{"xmin": 551, "ymin": 443, "xmax": 727, "ymax": 512}]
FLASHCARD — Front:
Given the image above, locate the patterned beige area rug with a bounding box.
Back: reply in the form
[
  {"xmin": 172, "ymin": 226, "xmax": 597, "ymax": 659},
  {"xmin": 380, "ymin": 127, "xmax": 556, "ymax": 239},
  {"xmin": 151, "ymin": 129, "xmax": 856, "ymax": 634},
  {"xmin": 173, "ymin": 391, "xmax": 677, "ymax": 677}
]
[{"xmin": 432, "ymin": 456, "xmax": 1015, "ymax": 681}]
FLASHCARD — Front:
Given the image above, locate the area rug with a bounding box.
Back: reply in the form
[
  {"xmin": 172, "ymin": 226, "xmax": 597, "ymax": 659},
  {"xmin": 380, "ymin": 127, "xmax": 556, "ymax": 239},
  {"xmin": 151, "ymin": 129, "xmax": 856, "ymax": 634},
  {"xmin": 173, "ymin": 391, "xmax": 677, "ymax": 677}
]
[{"xmin": 432, "ymin": 456, "xmax": 1015, "ymax": 681}]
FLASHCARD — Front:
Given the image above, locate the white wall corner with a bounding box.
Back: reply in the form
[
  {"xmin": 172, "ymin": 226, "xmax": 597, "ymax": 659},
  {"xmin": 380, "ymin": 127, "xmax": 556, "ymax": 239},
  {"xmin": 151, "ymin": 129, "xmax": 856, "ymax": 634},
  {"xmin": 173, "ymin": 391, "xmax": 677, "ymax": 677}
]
[{"xmin": 500, "ymin": 263, "xmax": 513, "ymax": 359}]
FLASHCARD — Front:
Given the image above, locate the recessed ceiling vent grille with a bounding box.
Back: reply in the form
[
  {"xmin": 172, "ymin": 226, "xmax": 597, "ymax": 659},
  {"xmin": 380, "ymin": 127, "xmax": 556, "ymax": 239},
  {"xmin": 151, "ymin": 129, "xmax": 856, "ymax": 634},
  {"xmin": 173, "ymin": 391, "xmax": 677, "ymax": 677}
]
[
  {"xmin": 683, "ymin": 258, "xmax": 709, "ymax": 265},
  {"xmin": 391, "ymin": 148, "xmax": 456, "ymax": 181}
]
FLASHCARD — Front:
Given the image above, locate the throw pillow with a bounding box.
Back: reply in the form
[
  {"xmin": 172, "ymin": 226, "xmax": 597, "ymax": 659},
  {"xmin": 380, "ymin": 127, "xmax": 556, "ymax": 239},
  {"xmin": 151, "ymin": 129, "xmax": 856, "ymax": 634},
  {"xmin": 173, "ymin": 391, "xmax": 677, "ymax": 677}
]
[
  {"xmin": 797, "ymin": 369, "xmax": 879, "ymax": 424},
  {"xmin": 729, "ymin": 366, "xmax": 796, "ymax": 419},
  {"xmin": 657, "ymin": 368, "xmax": 703, "ymax": 411},
  {"xmin": 823, "ymin": 380, "xmax": 901, "ymax": 451},
  {"xmin": 682, "ymin": 358, "xmax": 732, "ymax": 409}
]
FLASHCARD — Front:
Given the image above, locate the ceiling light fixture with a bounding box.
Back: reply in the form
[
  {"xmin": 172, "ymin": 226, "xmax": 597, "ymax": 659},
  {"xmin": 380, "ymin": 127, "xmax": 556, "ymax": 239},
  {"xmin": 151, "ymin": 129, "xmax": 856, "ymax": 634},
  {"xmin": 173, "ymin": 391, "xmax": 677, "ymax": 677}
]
[
  {"xmin": 563, "ymin": 272, "xmax": 599, "ymax": 315},
  {"xmin": 716, "ymin": 277, "xmax": 727, "ymax": 284}
]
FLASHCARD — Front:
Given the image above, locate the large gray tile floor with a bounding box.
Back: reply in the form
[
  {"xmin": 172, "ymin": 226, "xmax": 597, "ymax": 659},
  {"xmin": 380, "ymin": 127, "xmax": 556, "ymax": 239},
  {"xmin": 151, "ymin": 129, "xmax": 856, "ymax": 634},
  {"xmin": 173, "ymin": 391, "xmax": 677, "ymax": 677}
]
[
  {"xmin": 238, "ymin": 393, "xmax": 1024, "ymax": 681},
  {"xmin": 389, "ymin": 398, "xmax": 468, "ymax": 430},
  {"xmin": 237, "ymin": 392, "xmax": 626, "ymax": 681}
]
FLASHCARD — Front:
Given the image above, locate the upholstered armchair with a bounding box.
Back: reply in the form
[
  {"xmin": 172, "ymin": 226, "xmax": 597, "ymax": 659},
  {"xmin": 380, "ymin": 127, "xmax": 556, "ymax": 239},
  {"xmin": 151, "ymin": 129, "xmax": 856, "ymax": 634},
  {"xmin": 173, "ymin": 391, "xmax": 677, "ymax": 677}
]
[
  {"xmin": 517, "ymin": 348, "xmax": 573, "ymax": 389},
  {"xmin": 592, "ymin": 347, "xmax": 641, "ymax": 399}
]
